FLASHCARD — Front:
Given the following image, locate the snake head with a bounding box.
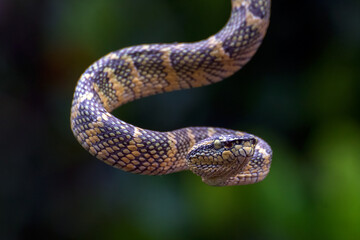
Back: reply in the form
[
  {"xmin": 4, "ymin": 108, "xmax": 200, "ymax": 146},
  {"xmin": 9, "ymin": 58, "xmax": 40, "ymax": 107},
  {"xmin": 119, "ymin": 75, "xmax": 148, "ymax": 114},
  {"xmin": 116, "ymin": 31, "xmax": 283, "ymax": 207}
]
[{"xmin": 186, "ymin": 134, "xmax": 257, "ymax": 186}]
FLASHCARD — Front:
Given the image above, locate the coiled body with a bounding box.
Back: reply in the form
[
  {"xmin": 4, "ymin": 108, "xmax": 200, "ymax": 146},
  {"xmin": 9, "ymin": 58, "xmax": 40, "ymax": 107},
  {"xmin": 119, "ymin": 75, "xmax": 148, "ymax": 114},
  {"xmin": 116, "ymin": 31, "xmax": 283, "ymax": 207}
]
[{"xmin": 71, "ymin": 0, "xmax": 272, "ymax": 186}]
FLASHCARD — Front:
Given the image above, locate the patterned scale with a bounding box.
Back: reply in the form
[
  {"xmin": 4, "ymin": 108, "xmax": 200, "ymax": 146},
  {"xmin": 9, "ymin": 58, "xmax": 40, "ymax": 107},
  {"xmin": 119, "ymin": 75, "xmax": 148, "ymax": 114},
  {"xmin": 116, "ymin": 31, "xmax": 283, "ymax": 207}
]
[{"xmin": 71, "ymin": 0, "xmax": 273, "ymax": 186}]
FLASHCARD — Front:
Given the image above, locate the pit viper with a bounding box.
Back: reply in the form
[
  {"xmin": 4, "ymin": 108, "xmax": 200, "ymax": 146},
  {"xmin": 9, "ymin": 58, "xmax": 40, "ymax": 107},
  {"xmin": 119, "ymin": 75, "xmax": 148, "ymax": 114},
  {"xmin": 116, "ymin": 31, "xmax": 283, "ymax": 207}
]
[{"xmin": 71, "ymin": 0, "xmax": 273, "ymax": 186}]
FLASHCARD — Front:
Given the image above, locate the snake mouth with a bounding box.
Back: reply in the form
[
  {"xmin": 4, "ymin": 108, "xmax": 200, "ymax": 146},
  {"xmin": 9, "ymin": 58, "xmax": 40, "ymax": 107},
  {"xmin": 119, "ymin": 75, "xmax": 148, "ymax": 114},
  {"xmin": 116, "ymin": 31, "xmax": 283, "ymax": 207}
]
[{"xmin": 187, "ymin": 151, "xmax": 251, "ymax": 180}]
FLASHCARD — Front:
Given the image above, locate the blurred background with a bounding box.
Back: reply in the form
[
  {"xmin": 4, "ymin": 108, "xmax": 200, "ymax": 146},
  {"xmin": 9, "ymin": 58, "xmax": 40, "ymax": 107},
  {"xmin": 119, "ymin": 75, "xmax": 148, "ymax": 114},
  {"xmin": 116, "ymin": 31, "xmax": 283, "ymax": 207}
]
[{"xmin": 1, "ymin": 0, "xmax": 360, "ymax": 239}]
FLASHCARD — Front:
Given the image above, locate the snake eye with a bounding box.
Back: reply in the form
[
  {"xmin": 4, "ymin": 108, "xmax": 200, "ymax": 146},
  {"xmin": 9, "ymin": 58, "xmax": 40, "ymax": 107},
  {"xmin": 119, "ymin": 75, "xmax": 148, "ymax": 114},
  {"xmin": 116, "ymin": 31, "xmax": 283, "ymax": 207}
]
[
  {"xmin": 224, "ymin": 141, "xmax": 234, "ymax": 148},
  {"xmin": 214, "ymin": 139, "xmax": 222, "ymax": 150}
]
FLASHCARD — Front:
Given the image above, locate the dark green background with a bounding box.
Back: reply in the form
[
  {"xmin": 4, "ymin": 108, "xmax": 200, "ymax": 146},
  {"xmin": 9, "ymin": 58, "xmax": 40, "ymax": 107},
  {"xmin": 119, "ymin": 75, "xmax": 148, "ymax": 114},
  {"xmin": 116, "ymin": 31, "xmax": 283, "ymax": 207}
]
[{"xmin": 1, "ymin": 0, "xmax": 360, "ymax": 239}]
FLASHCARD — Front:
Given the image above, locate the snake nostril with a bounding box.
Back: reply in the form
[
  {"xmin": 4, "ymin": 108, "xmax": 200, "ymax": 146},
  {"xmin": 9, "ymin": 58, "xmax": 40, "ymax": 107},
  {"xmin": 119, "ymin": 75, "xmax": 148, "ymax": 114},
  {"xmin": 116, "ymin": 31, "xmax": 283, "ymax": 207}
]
[{"xmin": 224, "ymin": 141, "xmax": 234, "ymax": 148}]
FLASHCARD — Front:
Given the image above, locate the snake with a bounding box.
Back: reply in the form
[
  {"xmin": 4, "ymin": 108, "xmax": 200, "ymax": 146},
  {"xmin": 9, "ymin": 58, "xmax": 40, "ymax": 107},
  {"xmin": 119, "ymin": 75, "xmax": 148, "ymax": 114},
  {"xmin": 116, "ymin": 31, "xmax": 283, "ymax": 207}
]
[{"xmin": 70, "ymin": 0, "xmax": 273, "ymax": 186}]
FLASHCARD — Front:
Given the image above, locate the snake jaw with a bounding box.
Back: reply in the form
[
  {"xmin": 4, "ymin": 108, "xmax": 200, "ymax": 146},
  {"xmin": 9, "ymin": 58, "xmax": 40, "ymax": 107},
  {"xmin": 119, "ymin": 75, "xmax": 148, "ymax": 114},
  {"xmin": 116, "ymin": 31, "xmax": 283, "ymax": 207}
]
[{"xmin": 186, "ymin": 134, "xmax": 257, "ymax": 186}]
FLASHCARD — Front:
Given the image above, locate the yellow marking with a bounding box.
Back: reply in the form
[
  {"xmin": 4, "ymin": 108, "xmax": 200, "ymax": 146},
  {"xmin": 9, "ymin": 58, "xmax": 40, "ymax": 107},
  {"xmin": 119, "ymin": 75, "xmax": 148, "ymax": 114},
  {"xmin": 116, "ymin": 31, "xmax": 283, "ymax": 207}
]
[
  {"xmin": 70, "ymin": 92, "xmax": 94, "ymax": 121},
  {"xmin": 160, "ymin": 47, "xmax": 181, "ymax": 91},
  {"xmin": 93, "ymin": 82, "xmax": 111, "ymax": 111},
  {"xmin": 128, "ymin": 145, "xmax": 137, "ymax": 151},
  {"xmin": 231, "ymin": 0, "xmax": 245, "ymax": 8},
  {"xmin": 89, "ymin": 147, "xmax": 97, "ymax": 155},
  {"xmin": 186, "ymin": 128, "xmax": 196, "ymax": 148},
  {"xmin": 89, "ymin": 136, "xmax": 99, "ymax": 144},
  {"xmin": 243, "ymin": 146, "xmax": 252, "ymax": 156},
  {"xmin": 134, "ymin": 137, "xmax": 142, "ymax": 144},
  {"xmin": 207, "ymin": 36, "xmax": 239, "ymax": 78},
  {"xmin": 140, "ymin": 45, "xmax": 150, "ymax": 50},
  {"xmin": 85, "ymin": 92, "xmax": 94, "ymax": 100},
  {"xmin": 207, "ymin": 127, "xmax": 217, "ymax": 137},
  {"xmin": 132, "ymin": 151, "xmax": 141, "ymax": 157},
  {"xmin": 235, "ymin": 131, "xmax": 245, "ymax": 137},
  {"xmin": 101, "ymin": 113, "xmax": 109, "ymax": 122},
  {"xmin": 124, "ymin": 163, "xmax": 136, "ymax": 171},
  {"xmin": 131, "ymin": 160, "xmax": 140, "ymax": 165},
  {"xmin": 96, "ymin": 151, "xmax": 106, "ymax": 160},
  {"xmin": 115, "ymin": 161, "xmax": 126, "ymax": 168},
  {"xmin": 102, "ymin": 149, "xmax": 110, "ymax": 156},
  {"xmin": 85, "ymin": 139, "xmax": 91, "ymax": 146},
  {"xmin": 173, "ymin": 43, "xmax": 185, "ymax": 49},
  {"xmin": 258, "ymin": 146, "xmax": 271, "ymax": 166},
  {"xmin": 106, "ymin": 147, "xmax": 114, "ymax": 154},
  {"xmin": 243, "ymin": 3, "xmax": 269, "ymax": 45},
  {"xmin": 93, "ymin": 127, "xmax": 101, "ymax": 134},
  {"xmin": 166, "ymin": 132, "xmax": 177, "ymax": 159},
  {"xmin": 121, "ymin": 55, "xmax": 144, "ymax": 99},
  {"xmin": 191, "ymin": 69, "xmax": 211, "ymax": 87},
  {"xmin": 105, "ymin": 52, "xmax": 119, "ymax": 60},
  {"xmin": 121, "ymin": 157, "xmax": 130, "ymax": 163},
  {"xmin": 103, "ymin": 67, "xmax": 126, "ymax": 109},
  {"xmin": 133, "ymin": 127, "xmax": 142, "ymax": 138},
  {"xmin": 104, "ymin": 158, "xmax": 116, "ymax": 165},
  {"xmin": 85, "ymin": 129, "xmax": 93, "ymax": 137},
  {"xmin": 97, "ymin": 121, "xmax": 104, "ymax": 128}
]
